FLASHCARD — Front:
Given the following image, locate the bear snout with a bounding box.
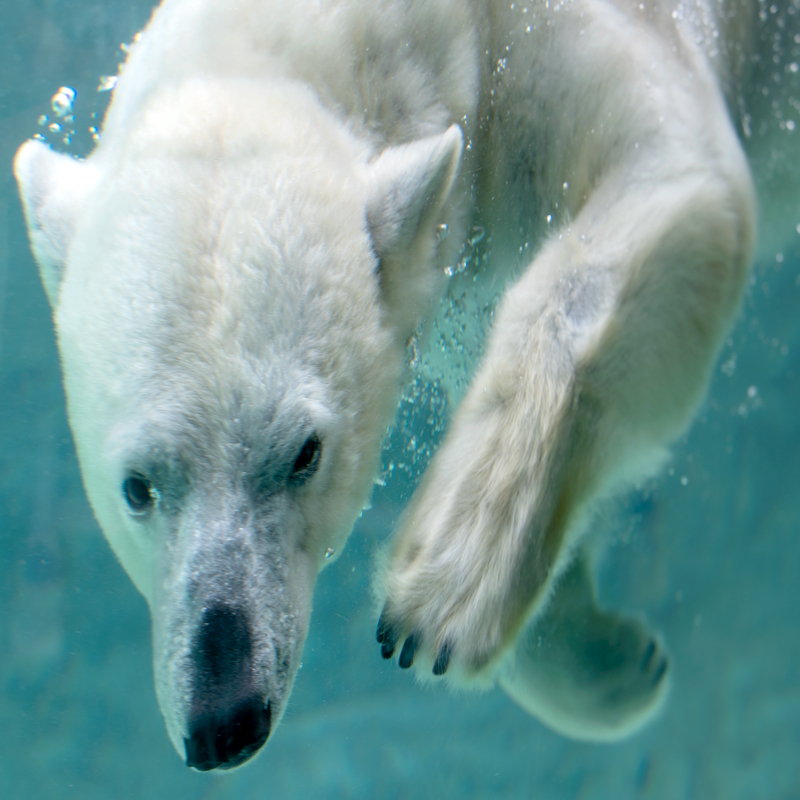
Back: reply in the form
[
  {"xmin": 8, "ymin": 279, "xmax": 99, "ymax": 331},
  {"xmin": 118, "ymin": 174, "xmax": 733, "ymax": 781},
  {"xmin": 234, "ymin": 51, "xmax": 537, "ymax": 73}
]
[{"xmin": 184, "ymin": 604, "xmax": 272, "ymax": 771}]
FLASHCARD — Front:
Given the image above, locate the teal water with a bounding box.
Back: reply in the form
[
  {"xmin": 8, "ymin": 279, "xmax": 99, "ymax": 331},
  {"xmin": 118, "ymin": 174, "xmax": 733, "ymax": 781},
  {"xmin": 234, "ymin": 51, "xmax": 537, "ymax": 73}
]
[{"xmin": 1, "ymin": 2, "xmax": 799, "ymax": 798}]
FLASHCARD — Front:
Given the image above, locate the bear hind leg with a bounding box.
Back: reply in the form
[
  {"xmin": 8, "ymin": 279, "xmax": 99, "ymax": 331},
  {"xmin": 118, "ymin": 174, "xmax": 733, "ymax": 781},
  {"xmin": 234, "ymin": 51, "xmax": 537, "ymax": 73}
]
[{"xmin": 498, "ymin": 554, "xmax": 669, "ymax": 742}]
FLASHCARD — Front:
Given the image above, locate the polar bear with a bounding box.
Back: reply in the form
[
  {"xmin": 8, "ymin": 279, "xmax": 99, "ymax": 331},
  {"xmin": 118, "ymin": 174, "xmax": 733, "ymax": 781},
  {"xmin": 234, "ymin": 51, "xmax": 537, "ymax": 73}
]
[{"xmin": 15, "ymin": 0, "xmax": 789, "ymax": 772}]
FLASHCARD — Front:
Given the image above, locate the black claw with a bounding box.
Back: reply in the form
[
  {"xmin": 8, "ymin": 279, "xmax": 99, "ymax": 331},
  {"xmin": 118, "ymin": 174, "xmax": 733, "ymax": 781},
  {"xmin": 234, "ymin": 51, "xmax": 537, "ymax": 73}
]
[
  {"xmin": 432, "ymin": 642, "xmax": 452, "ymax": 676},
  {"xmin": 640, "ymin": 640, "xmax": 656, "ymax": 672},
  {"xmin": 380, "ymin": 641, "xmax": 396, "ymax": 660},
  {"xmin": 651, "ymin": 657, "xmax": 669, "ymax": 687},
  {"xmin": 398, "ymin": 632, "xmax": 420, "ymax": 669},
  {"xmin": 377, "ymin": 610, "xmax": 397, "ymax": 658},
  {"xmin": 376, "ymin": 611, "xmax": 391, "ymax": 644}
]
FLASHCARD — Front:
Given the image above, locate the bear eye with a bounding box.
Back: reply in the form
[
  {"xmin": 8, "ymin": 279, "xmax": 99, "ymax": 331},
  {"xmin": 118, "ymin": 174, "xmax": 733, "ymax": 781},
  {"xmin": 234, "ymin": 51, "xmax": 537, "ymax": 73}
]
[
  {"xmin": 123, "ymin": 474, "xmax": 156, "ymax": 515},
  {"xmin": 290, "ymin": 433, "xmax": 322, "ymax": 483}
]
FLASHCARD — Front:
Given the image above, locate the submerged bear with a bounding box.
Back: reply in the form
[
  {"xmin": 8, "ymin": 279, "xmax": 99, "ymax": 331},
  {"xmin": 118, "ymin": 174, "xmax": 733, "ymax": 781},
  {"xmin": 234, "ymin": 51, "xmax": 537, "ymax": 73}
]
[{"xmin": 14, "ymin": 0, "xmax": 795, "ymax": 772}]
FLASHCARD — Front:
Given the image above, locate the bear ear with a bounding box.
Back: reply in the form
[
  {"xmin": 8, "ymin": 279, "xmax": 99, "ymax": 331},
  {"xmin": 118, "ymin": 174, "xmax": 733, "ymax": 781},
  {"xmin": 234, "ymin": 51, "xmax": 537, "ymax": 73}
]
[
  {"xmin": 366, "ymin": 125, "xmax": 463, "ymax": 257},
  {"xmin": 13, "ymin": 139, "xmax": 101, "ymax": 308}
]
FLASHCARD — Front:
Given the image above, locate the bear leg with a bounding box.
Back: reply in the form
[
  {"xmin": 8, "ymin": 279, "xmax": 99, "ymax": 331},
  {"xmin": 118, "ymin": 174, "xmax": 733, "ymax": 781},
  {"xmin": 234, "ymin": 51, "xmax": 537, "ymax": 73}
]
[{"xmin": 498, "ymin": 554, "xmax": 669, "ymax": 742}]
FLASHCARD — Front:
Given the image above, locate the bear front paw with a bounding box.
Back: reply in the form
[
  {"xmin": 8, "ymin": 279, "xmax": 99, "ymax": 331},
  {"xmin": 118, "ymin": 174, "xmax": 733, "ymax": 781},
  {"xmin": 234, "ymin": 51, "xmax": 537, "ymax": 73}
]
[
  {"xmin": 374, "ymin": 344, "xmax": 578, "ymax": 680},
  {"xmin": 373, "ymin": 439, "xmax": 552, "ymax": 679},
  {"xmin": 374, "ymin": 488, "xmax": 515, "ymax": 678}
]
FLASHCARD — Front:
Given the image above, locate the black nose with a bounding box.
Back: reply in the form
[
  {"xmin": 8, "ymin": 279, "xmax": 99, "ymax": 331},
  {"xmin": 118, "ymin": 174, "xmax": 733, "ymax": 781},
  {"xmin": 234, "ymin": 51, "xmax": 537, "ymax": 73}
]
[
  {"xmin": 185, "ymin": 696, "xmax": 272, "ymax": 771},
  {"xmin": 184, "ymin": 604, "xmax": 272, "ymax": 771}
]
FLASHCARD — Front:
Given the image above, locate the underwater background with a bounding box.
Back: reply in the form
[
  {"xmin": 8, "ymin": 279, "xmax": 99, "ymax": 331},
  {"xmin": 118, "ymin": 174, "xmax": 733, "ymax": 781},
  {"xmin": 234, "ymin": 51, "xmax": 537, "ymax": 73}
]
[{"xmin": 0, "ymin": 1, "xmax": 799, "ymax": 798}]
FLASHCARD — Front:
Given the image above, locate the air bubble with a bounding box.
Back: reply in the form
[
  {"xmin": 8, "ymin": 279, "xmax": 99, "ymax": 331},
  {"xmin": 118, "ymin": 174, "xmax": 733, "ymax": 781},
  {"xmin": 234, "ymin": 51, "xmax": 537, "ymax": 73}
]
[
  {"xmin": 98, "ymin": 75, "xmax": 118, "ymax": 92},
  {"xmin": 51, "ymin": 87, "xmax": 75, "ymax": 117},
  {"xmin": 468, "ymin": 225, "xmax": 485, "ymax": 246},
  {"xmin": 720, "ymin": 353, "xmax": 737, "ymax": 377}
]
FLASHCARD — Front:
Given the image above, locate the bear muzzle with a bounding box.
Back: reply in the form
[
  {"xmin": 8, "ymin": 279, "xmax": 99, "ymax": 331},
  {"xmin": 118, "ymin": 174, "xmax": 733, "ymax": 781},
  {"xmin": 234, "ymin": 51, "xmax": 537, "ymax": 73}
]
[{"xmin": 184, "ymin": 604, "xmax": 272, "ymax": 771}]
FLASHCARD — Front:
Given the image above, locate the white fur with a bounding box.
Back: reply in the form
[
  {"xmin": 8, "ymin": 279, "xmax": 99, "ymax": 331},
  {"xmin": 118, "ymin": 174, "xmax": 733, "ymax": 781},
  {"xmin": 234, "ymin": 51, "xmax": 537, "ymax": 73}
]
[{"xmin": 14, "ymin": 0, "xmax": 788, "ymax": 767}]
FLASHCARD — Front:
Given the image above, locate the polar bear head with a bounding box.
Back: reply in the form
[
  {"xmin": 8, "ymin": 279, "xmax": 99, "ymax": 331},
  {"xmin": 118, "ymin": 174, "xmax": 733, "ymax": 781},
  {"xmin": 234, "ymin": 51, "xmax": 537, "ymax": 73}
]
[{"xmin": 14, "ymin": 92, "xmax": 462, "ymax": 770}]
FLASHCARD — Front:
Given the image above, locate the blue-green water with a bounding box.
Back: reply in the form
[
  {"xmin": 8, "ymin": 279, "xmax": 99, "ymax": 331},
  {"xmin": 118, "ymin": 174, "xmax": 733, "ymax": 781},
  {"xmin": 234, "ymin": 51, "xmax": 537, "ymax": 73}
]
[{"xmin": 1, "ymin": 2, "xmax": 799, "ymax": 798}]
